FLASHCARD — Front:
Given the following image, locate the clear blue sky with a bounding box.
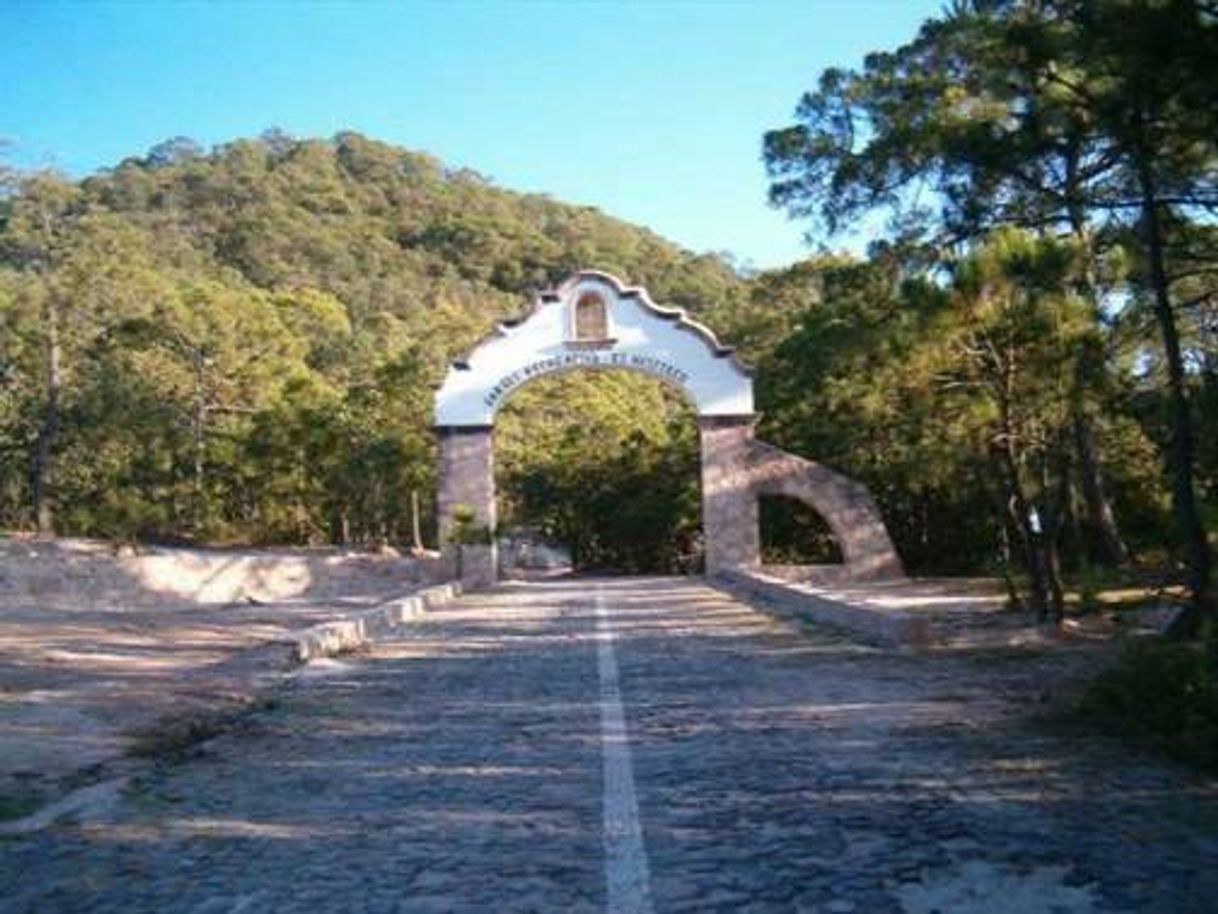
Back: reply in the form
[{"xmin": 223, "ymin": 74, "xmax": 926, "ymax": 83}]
[{"xmin": 2, "ymin": 1, "xmax": 941, "ymax": 270}]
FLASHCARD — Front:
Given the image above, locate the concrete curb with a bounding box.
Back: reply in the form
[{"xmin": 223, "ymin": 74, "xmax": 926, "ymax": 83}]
[
  {"xmin": 288, "ymin": 581, "xmax": 463, "ymax": 662},
  {"xmin": 714, "ymin": 569, "xmax": 931, "ymax": 649}
]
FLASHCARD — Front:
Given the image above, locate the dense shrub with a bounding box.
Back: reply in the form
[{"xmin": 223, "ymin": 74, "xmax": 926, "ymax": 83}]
[{"xmin": 1080, "ymin": 640, "xmax": 1218, "ymax": 772}]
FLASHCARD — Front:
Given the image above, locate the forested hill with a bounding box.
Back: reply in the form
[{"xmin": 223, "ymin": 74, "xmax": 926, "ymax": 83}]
[
  {"xmin": 55, "ymin": 131, "xmax": 743, "ymax": 364},
  {"xmin": 0, "ymin": 132, "xmax": 743, "ymax": 545}
]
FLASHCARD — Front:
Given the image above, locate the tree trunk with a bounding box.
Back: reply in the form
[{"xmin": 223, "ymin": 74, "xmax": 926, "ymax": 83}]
[
  {"xmin": 1042, "ymin": 450, "xmax": 1070, "ymax": 625},
  {"xmin": 993, "ymin": 354, "xmax": 1050, "ymax": 619},
  {"xmin": 996, "ymin": 503, "xmax": 1026, "ymax": 613},
  {"xmin": 30, "ymin": 296, "xmax": 61, "ymax": 536},
  {"xmin": 295, "ymin": 445, "xmax": 309, "ymax": 544},
  {"xmin": 1064, "ymin": 194, "xmax": 1129, "ymax": 569},
  {"xmin": 410, "ymin": 489, "xmax": 424, "ymax": 552},
  {"xmin": 1137, "ymin": 162, "xmax": 1215, "ymax": 637},
  {"xmin": 189, "ymin": 349, "xmax": 209, "ymax": 537},
  {"xmin": 192, "ymin": 398, "xmax": 205, "ymax": 536},
  {"xmin": 1073, "ymin": 414, "xmax": 1129, "ymax": 566},
  {"xmin": 1045, "ymin": 534, "xmax": 1066, "ymax": 625},
  {"xmin": 1063, "ymin": 470, "xmax": 1086, "ymax": 572},
  {"xmin": 996, "ymin": 443, "xmax": 1050, "ymax": 619}
]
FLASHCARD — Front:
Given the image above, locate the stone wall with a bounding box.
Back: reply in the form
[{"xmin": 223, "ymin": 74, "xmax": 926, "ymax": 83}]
[
  {"xmin": 715, "ymin": 568, "xmax": 930, "ymax": 648},
  {"xmin": 759, "ymin": 564, "xmax": 854, "ymax": 585},
  {"xmin": 0, "ymin": 538, "xmax": 443, "ymax": 609}
]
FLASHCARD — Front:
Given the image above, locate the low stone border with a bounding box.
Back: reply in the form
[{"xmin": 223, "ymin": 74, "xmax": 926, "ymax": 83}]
[
  {"xmin": 289, "ymin": 582, "xmax": 463, "ymax": 662},
  {"xmin": 0, "ymin": 777, "xmax": 131, "ymax": 837},
  {"xmin": 1, "ymin": 581, "xmax": 464, "ymax": 836},
  {"xmin": 713, "ymin": 569, "xmax": 931, "ymax": 649}
]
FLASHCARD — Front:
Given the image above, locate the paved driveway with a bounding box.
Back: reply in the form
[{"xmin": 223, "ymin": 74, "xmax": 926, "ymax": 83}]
[{"xmin": 2, "ymin": 577, "xmax": 1215, "ymax": 913}]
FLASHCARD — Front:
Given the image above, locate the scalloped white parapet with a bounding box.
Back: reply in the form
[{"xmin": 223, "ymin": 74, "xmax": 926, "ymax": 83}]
[{"xmin": 434, "ymin": 271, "xmax": 754, "ymax": 426}]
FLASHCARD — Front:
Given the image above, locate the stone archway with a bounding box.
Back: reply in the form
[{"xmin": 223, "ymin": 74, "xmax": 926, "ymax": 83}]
[{"xmin": 433, "ymin": 271, "xmax": 903, "ymax": 585}]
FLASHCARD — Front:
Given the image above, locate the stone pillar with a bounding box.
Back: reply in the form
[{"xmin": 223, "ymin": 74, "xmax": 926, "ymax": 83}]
[
  {"xmin": 699, "ymin": 415, "xmax": 761, "ymax": 575},
  {"xmin": 435, "ymin": 425, "xmax": 498, "ymax": 588}
]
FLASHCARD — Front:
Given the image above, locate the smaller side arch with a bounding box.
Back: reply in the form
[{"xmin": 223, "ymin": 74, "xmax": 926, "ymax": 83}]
[
  {"xmin": 745, "ymin": 439, "xmax": 904, "ymax": 581},
  {"xmin": 698, "ymin": 415, "xmax": 903, "ymax": 581}
]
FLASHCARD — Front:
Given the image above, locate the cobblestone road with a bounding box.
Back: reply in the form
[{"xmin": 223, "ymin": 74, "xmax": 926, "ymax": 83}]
[{"xmin": 2, "ymin": 577, "xmax": 1216, "ymax": 913}]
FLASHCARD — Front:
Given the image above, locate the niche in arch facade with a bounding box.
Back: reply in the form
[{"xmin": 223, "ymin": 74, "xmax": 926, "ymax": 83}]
[
  {"xmin": 433, "ymin": 270, "xmax": 903, "ymax": 586},
  {"xmin": 571, "ymin": 291, "xmax": 610, "ymax": 343}
]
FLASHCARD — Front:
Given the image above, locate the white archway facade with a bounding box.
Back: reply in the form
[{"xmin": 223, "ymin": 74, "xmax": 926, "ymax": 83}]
[
  {"xmin": 433, "ymin": 271, "xmax": 902, "ymax": 585},
  {"xmin": 435, "ymin": 271, "xmax": 754, "ymax": 426}
]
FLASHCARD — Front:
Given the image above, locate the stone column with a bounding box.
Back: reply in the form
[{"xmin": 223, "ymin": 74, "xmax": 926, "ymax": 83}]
[
  {"xmin": 699, "ymin": 415, "xmax": 761, "ymax": 575},
  {"xmin": 435, "ymin": 425, "xmax": 498, "ymax": 588}
]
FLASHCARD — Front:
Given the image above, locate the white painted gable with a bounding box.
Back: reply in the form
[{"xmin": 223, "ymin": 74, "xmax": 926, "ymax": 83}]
[{"xmin": 434, "ymin": 271, "xmax": 754, "ymax": 426}]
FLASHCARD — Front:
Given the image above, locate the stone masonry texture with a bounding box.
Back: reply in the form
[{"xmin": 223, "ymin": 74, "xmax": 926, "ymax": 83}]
[
  {"xmin": 435, "ymin": 417, "xmax": 902, "ymax": 584},
  {"xmin": 699, "ymin": 417, "xmax": 762, "ymax": 575},
  {"xmin": 698, "ymin": 417, "xmax": 903, "ymax": 580},
  {"xmin": 435, "ymin": 426, "xmax": 498, "ymax": 587},
  {"xmin": 2, "ymin": 578, "xmax": 1215, "ymax": 913}
]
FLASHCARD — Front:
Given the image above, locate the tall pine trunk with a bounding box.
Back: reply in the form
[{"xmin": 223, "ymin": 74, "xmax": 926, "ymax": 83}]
[
  {"xmin": 1073, "ymin": 413, "xmax": 1129, "ymax": 566},
  {"xmin": 995, "ymin": 433, "xmax": 1051, "ymax": 619},
  {"xmin": 992, "ymin": 344, "xmax": 1052, "ymax": 619},
  {"xmin": 1137, "ymin": 162, "xmax": 1214, "ymax": 636},
  {"xmin": 1041, "ymin": 448, "xmax": 1070, "ymax": 624},
  {"xmin": 30, "ymin": 296, "xmax": 61, "ymax": 536},
  {"xmin": 191, "ymin": 394, "xmax": 206, "ymax": 536},
  {"xmin": 1065, "ymin": 197, "xmax": 1129, "ymax": 568},
  {"xmin": 410, "ymin": 489, "xmax": 424, "ymax": 552}
]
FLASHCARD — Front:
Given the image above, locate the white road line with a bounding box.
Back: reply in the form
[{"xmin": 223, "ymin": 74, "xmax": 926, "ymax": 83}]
[{"xmin": 595, "ymin": 585, "xmax": 655, "ymax": 914}]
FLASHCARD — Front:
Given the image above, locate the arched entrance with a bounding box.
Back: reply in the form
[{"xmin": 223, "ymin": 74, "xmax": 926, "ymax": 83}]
[
  {"xmin": 433, "ymin": 271, "xmax": 903, "ymax": 586},
  {"xmin": 494, "ymin": 370, "xmax": 701, "ymax": 574}
]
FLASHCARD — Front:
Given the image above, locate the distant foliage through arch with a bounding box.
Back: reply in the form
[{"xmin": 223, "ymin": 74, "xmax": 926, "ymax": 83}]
[
  {"xmin": 759, "ymin": 495, "xmax": 842, "ymax": 565},
  {"xmin": 495, "ymin": 370, "xmax": 701, "ymax": 574}
]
